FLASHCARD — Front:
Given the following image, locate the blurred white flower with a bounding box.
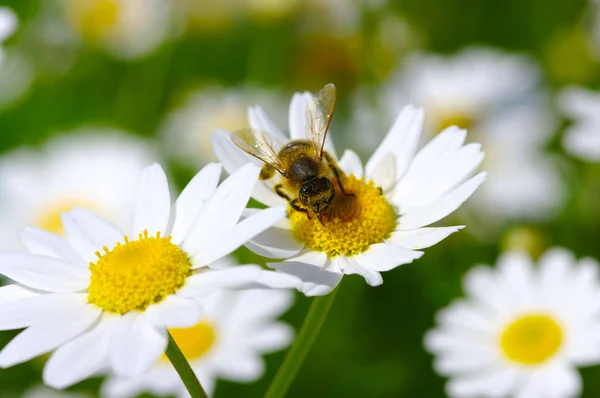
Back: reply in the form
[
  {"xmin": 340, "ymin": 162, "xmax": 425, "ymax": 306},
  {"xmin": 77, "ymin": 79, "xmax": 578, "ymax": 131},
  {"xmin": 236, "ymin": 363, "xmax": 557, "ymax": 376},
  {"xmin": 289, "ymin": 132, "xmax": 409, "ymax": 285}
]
[
  {"xmin": 425, "ymin": 248, "xmax": 600, "ymax": 398},
  {"xmin": 383, "ymin": 48, "xmax": 564, "ymax": 223},
  {"xmin": 23, "ymin": 386, "xmax": 92, "ymax": 398},
  {"xmin": 0, "ymin": 163, "xmax": 296, "ymax": 389},
  {"xmin": 102, "ymin": 288, "xmax": 294, "ymax": 397},
  {"xmin": 557, "ymin": 86, "xmax": 600, "ymax": 162},
  {"xmin": 160, "ymin": 86, "xmax": 284, "ymax": 168},
  {"xmin": 0, "ymin": 130, "xmax": 158, "ymax": 250},
  {"xmin": 62, "ymin": 0, "xmax": 174, "ymax": 60},
  {"xmin": 0, "ymin": 7, "xmax": 18, "ymax": 65}
]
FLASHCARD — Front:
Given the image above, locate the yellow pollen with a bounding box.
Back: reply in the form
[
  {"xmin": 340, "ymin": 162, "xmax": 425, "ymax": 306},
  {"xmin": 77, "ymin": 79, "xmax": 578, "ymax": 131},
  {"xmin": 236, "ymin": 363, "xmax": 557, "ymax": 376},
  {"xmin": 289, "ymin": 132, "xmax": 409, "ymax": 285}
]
[
  {"xmin": 500, "ymin": 314, "xmax": 563, "ymax": 365},
  {"xmin": 161, "ymin": 320, "xmax": 217, "ymax": 362},
  {"xmin": 88, "ymin": 230, "xmax": 192, "ymax": 314},
  {"xmin": 67, "ymin": 0, "xmax": 120, "ymax": 42},
  {"xmin": 289, "ymin": 175, "xmax": 397, "ymax": 257},
  {"xmin": 35, "ymin": 199, "xmax": 99, "ymax": 236}
]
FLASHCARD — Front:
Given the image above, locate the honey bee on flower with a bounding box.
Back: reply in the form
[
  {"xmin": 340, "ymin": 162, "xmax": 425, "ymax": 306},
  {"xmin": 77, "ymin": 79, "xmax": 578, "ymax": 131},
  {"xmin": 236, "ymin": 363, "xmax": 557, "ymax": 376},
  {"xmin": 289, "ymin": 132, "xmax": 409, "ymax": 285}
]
[{"xmin": 212, "ymin": 83, "xmax": 486, "ymax": 296}]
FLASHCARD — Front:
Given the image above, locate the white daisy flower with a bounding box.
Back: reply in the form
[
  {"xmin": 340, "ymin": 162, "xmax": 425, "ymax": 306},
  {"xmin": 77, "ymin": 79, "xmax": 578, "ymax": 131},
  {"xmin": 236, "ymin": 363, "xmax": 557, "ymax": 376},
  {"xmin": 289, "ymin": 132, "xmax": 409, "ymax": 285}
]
[
  {"xmin": 0, "ymin": 6, "xmax": 17, "ymax": 65},
  {"xmin": 0, "ymin": 130, "xmax": 158, "ymax": 251},
  {"xmin": 557, "ymin": 86, "xmax": 600, "ymax": 162},
  {"xmin": 425, "ymin": 248, "xmax": 600, "ymax": 398},
  {"xmin": 62, "ymin": 0, "xmax": 174, "ymax": 60},
  {"xmin": 212, "ymin": 85, "xmax": 485, "ymax": 296},
  {"xmin": 384, "ymin": 47, "xmax": 563, "ymax": 222},
  {"xmin": 159, "ymin": 86, "xmax": 284, "ymax": 169},
  {"xmin": 23, "ymin": 386, "xmax": 92, "ymax": 398},
  {"xmin": 0, "ymin": 162, "xmax": 298, "ymax": 389},
  {"xmin": 102, "ymin": 288, "xmax": 294, "ymax": 397}
]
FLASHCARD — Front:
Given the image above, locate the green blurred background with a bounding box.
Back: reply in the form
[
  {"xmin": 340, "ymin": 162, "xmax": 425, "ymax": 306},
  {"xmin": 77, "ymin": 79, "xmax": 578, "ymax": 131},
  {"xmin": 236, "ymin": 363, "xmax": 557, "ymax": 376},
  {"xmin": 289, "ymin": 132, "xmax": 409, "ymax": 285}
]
[{"xmin": 1, "ymin": 0, "xmax": 600, "ymax": 397}]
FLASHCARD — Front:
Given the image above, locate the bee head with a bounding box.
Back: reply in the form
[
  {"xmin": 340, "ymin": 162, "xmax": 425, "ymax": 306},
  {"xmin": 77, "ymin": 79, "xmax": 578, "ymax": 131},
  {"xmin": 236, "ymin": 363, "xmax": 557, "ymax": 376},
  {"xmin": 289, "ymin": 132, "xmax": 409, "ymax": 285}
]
[{"xmin": 299, "ymin": 177, "xmax": 336, "ymax": 215}]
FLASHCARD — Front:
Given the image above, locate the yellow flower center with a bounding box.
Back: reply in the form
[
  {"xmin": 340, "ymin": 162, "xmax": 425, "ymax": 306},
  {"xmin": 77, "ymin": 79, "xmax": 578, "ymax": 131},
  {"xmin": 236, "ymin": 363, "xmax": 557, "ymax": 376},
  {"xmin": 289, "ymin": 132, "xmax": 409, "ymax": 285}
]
[
  {"xmin": 88, "ymin": 230, "xmax": 192, "ymax": 314},
  {"xmin": 500, "ymin": 314, "xmax": 563, "ymax": 365},
  {"xmin": 289, "ymin": 175, "xmax": 397, "ymax": 257},
  {"xmin": 67, "ymin": 0, "xmax": 120, "ymax": 41},
  {"xmin": 35, "ymin": 199, "xmax": 99, "ymax": 236},
  {"xmin": 438, "ymin": 112, "xmax": 474, "ymax": 132},
  {"xmin": 162, "ymin": 320, "xmax": 217, "ymax": 362}
]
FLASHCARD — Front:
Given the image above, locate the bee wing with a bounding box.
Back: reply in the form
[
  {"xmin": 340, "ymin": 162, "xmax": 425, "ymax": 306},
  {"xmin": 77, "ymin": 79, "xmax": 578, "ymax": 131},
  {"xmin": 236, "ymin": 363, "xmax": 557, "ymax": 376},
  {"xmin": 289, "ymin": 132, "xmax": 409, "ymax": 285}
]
[
  {"xmin": 231, "ymin": 128, "xmax": 286, "ymax": 175},
  {"xmin": 306, "ymin": 83, "xmax": 337, "ymax": 160}
]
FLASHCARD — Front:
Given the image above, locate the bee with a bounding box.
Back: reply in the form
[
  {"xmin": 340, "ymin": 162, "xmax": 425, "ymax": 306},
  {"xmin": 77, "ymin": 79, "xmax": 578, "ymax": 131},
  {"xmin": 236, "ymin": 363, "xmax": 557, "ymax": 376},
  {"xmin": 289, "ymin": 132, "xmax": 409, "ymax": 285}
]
[{"xmin": 231, "ymin": 83, "xmax": 353, "ymax": 223}]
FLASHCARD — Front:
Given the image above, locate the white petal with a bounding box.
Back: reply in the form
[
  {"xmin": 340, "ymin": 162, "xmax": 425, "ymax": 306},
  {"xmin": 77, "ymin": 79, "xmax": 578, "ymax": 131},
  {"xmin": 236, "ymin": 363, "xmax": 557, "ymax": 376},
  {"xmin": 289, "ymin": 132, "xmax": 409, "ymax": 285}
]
[
  {"xmin": 410, "ymin": 126, "xmax": 467, "ymax": 172},
  {"xmin": 133, "ymin": 163, "xmax": 171, "ymax": 236},
  {"xmin": 213, "ymin": 349, "xmax": 265, "ymax": 382},
  {"xmin": 462, "ymin": 265, "xmax": 512, "ymax": 318},
  {"xmin": 192, "ymin": 206, "xmax": 287, "ymax": 266},
  {"xmin": 368, "ymin": 152, "xmax": 397, "ymax": 193},
  {"xmin": 245, "ymin": 223, "xmax": 303, "ymax": 259},
  {"xmin": 248, "ymin": 105, "xmax": 285, "ymax": 139},
  {"xmin": 397, "ymin": 172, "xmax": 486, "ymax": 230},
  {"xmin": 0, "ymin": 253, "xmax": 89, "ymax": 292},
  {"xmin": 0, "ymin": 7, "xmax": 17, "ymax": 42},
  {"xmin": 61, "ymin": 212, "xmax": 100, "ymax": 263},
  {"xmin": 182, "ymin": 163, "xmax": 260, "ymax": 255},
  {"xmin": 211, "ymin": 130, "xmax": 284, "ymax": 207},
  {"xmin": 244, "ymin": 323, "xmax": 294, "ymax": 352},
  {"xmin": 338, "ymin": 149, "xmax": 364, "ymax": 178},
  {"xmin": 144, "ymin": 295, "xmax": 204, "ymax": 328},
  {"xmin": 353, "ymin": 243, "xmax": 423, "ymax": 272},
  {"xmin": 341, "ymin": 257, "xmax": 383, "ymax": 286},
  {"xmin": 289, "ymin": 92, "xmax": 311, "ymax": 140},
  {"xmin": 110, "ymin": 312, "xmax": 167, "ymax": 377},
  {"xmin": 0, "ymin": 284, "xmax": 38, "ymax": 306},
  {"xmin": 17, "ymin": 227, "xmax": 83, "ymax": 264},
  {"xmin": 178, "ymin": 265, "xmax": 300, "ymax": 297},
  {"xmin": 170, "ymin": 163, "xmax": 222, "ymax": 244},
  {"xmin": 366, "ymin": 105, "xmax": 424, "ymax": 180},
  {"xmin": 515, "ymin": 362, "xmax": 581, "ymax": 398},
  {"xmin": 0, "ymin": 293, "xmax": 88, "ymax": 330},
  {"xmin": 0, "ymin": 296, "xmax": 101, "ymax": 367},
  {"xmin": 388, "ymin": 226, "xmax": 464, "ymax": 250},
  {"xmin": 447, "ymin": 367, "xmax": 519, "ymax": 398},
  {"xmin": 269, "ymin": 251, "xmax": 342, "ymax": 296},
  {"xmin": 66, "ymin": 208, "xmax": 124, "ymax": 251},
  {"xmin": 43, "ymin": 314, "xmax": 116, "ymax": 389}
]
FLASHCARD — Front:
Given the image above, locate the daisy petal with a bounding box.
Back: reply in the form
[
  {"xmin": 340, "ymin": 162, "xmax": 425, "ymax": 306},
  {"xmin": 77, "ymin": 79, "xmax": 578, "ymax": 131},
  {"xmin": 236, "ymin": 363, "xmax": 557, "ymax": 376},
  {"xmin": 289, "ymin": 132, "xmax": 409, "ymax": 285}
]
[
  {"xmin": 192, "ymin": 206, "xmax": 286, "ymax": 266},
  {"xmin": 389, "ymin": 226, "xmax": 464, "ymax": 250},
  {"xmin": 144, "ymin": 295, "xmax": 204, "ymax": 328},
  {"xmin": 110, "ymin": 312, "xmax": 167, "ymax": 377},
  {"xmin": 248, "ymin": 105, "xmax": 285, "ymax": 139},
  {"xmin": 0, "ymin": 253, "xmax": 89, "ymax": 292},
  {"xmin": 61, "ymin": 212, "xmax": 100, "ymax": 263},
  {"xmin": 410, "ymin": 126, "xmax": 467, "ymax": 172},
  {"xmin": 366, "ymin": 104, "xmax": 424, "ymax": 180},
  {"xmin": 338, "ymin": 149, "xmax": 364, "ymax": 178},
  {"xmin": 289, "ymin": 92, "xmax": 311, "ymax": 140},
  {"xmin": 213, "ymin": 349, "xmax": 264, "ymax": 381},
  {"xmin": 245, "ymin": 224, "xmax": 303, "ymax": 259},
  {"xmin": 0, "ymin": 296, "xmax": 101, "ymax": 367},
  {"xmin": 244, "ymin": 323, "xmax": 294, "ymax": 352},
  {"xmin": 17, "ymin": 227, "xmax": 83, "ymax": 264},
  {"xmin": 0, "ymin": 284, "xmax": 38, "ymax": 306},
  {"xmin": 515, "ymin": 362, "xmax": 581, "ymax": 398},
  {"xmin": 43, "ymin": 314, "xmax": 116, "ymax": 389},
  {"xmin": 447, "ymin": 367, "xmax": 519, "ymax": 398},
  {"xmin": 341, "ymin": 257, "xmax": 383, "ymax": 286},
  {"xmin": 133, "ymin": 163, "xmax": 171, "ymax": 236},
  {"xmin": 170, "ymin": 163, "xmax": 222, "ymax": 245},
  {"xmin": 397, "ymin": 172, "xmax": 486, "ymax": 230},
  {"xmin": 0, "ymin": 293, "xmax": 87, "ymax": 330},
  {"xmin": 354, "ymin": 243, "xmax": 423, "ymax": 272},
  {"xmin": 66, "ymin": 208, "xmax": 124, "ymax": 251},
  {"xmin": 182, "ymin": 163, "xmax": 260, "ymax": 256},
  {"xmin": 269, "ymin": 251, "xmax": 342, "ymax": 296}
]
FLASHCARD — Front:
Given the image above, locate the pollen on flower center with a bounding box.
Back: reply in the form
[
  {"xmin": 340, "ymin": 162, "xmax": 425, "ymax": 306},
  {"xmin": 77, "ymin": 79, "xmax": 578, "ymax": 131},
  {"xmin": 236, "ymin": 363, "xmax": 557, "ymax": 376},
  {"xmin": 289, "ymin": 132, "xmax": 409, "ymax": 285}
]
[
  {"xmin": 500, "ymin": 314, "xmax": 563, "ymax": 365},
  {"xmin": 289, "ymin": 175, "xmax": 397, "ymax": 257},
  {"xmin": 88, "ymin": 230, "xmax": 192, "ymax": 314},
  {"xmin": 161, "ymin": 320, "xmax": 217, "ymax": 362}
]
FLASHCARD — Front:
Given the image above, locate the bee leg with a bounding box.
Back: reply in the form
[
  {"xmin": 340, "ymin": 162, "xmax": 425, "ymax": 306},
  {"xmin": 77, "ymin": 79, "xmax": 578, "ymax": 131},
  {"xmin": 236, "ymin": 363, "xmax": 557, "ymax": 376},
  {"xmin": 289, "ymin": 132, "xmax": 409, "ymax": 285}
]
[
  {"xmin": 290, "ymin": 198, "xmax": 311, "ymax": 220},
  {"xmin": 324, "ymin": 152, "xmax": 355, "ymax": 197},
  {"xmin": 275, "ymin": 183, "xmax": 292, "ymax": 201}
]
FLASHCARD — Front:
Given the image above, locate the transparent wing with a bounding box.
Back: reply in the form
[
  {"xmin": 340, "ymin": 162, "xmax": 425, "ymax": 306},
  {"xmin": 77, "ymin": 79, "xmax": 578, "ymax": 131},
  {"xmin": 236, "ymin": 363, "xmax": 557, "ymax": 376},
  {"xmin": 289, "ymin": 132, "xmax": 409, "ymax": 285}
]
[
  {"xmin": 306, "ymin": 83, "xmax": 337, "ymax": 160},
  {"xmin": 231, "ymin": 128, "xmax": 286, "ymax": 174}
]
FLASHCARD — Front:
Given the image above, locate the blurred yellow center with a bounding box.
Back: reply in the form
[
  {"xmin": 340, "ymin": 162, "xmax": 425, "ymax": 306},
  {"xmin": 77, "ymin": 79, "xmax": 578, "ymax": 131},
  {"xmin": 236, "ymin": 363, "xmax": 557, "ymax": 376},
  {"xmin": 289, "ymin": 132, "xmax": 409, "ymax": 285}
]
[
  {"xmin": 290, "ymin": 175, "xmax": 397, "ymax": 257},
  {"xmin": 68, "ymin": 0, "xmax": 120, "ymax": 41},
  {"xmin": 35, "ymin": 200, "xmax": 97, "ymax": 236},
  {"xmin": 88, "ymin": 230, "xmax": 192, "ymax": 314},
  {"xmin": 438, "ymin": 112, "xmax": 474, "ymax": 132},
  {"xmin": 162, "ymin": 321, "xmax": 217, "ymax": 362},
  {"xmin": 500, "ymin": 314, "xmax": 563, "ymax": 365}
]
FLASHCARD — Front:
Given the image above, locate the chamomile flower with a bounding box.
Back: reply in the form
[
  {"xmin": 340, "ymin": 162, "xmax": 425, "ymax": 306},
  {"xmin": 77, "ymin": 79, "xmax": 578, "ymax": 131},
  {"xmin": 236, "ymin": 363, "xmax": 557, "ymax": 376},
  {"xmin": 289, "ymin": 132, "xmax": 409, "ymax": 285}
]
[
  {"xmin": 0, "ymin": 7, "xmax": 17, "ymax": 65},
  {"xmin": 102, "ymin": 288, "xmax": 294, "ymax": 397},
  {"xmin": 384, "ymin": 48, "xmax": 563, "ymax": 222},
  {"xmin": 0, "ymin": 131, "xmax": 157, "ymax": 251},
  {"xmin": 0, "ymin": 162, "xmax": 298, "ymax": 389},
  {"xmin": 557, "ymin": 86, "xmax": 600, "ymax": 162},
  {"xmin": 425, "ymin": 248, "xmax": 600, "ymax": 398},
  {"xmin": 212, "ymin": 88, "xmax": 485, "ymax": 296}
]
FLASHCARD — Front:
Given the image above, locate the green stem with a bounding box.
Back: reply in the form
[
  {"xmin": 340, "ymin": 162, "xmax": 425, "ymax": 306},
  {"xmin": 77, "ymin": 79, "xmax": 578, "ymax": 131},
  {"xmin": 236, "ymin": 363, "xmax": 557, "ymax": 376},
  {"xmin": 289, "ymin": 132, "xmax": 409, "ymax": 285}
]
[
  {"xmin": 165, "ymin": 331, "xmax": 208, "ymax": 398},
  {"xmin": 265, "ymin": 286, "xmax": 340, "ymax": 398}
]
